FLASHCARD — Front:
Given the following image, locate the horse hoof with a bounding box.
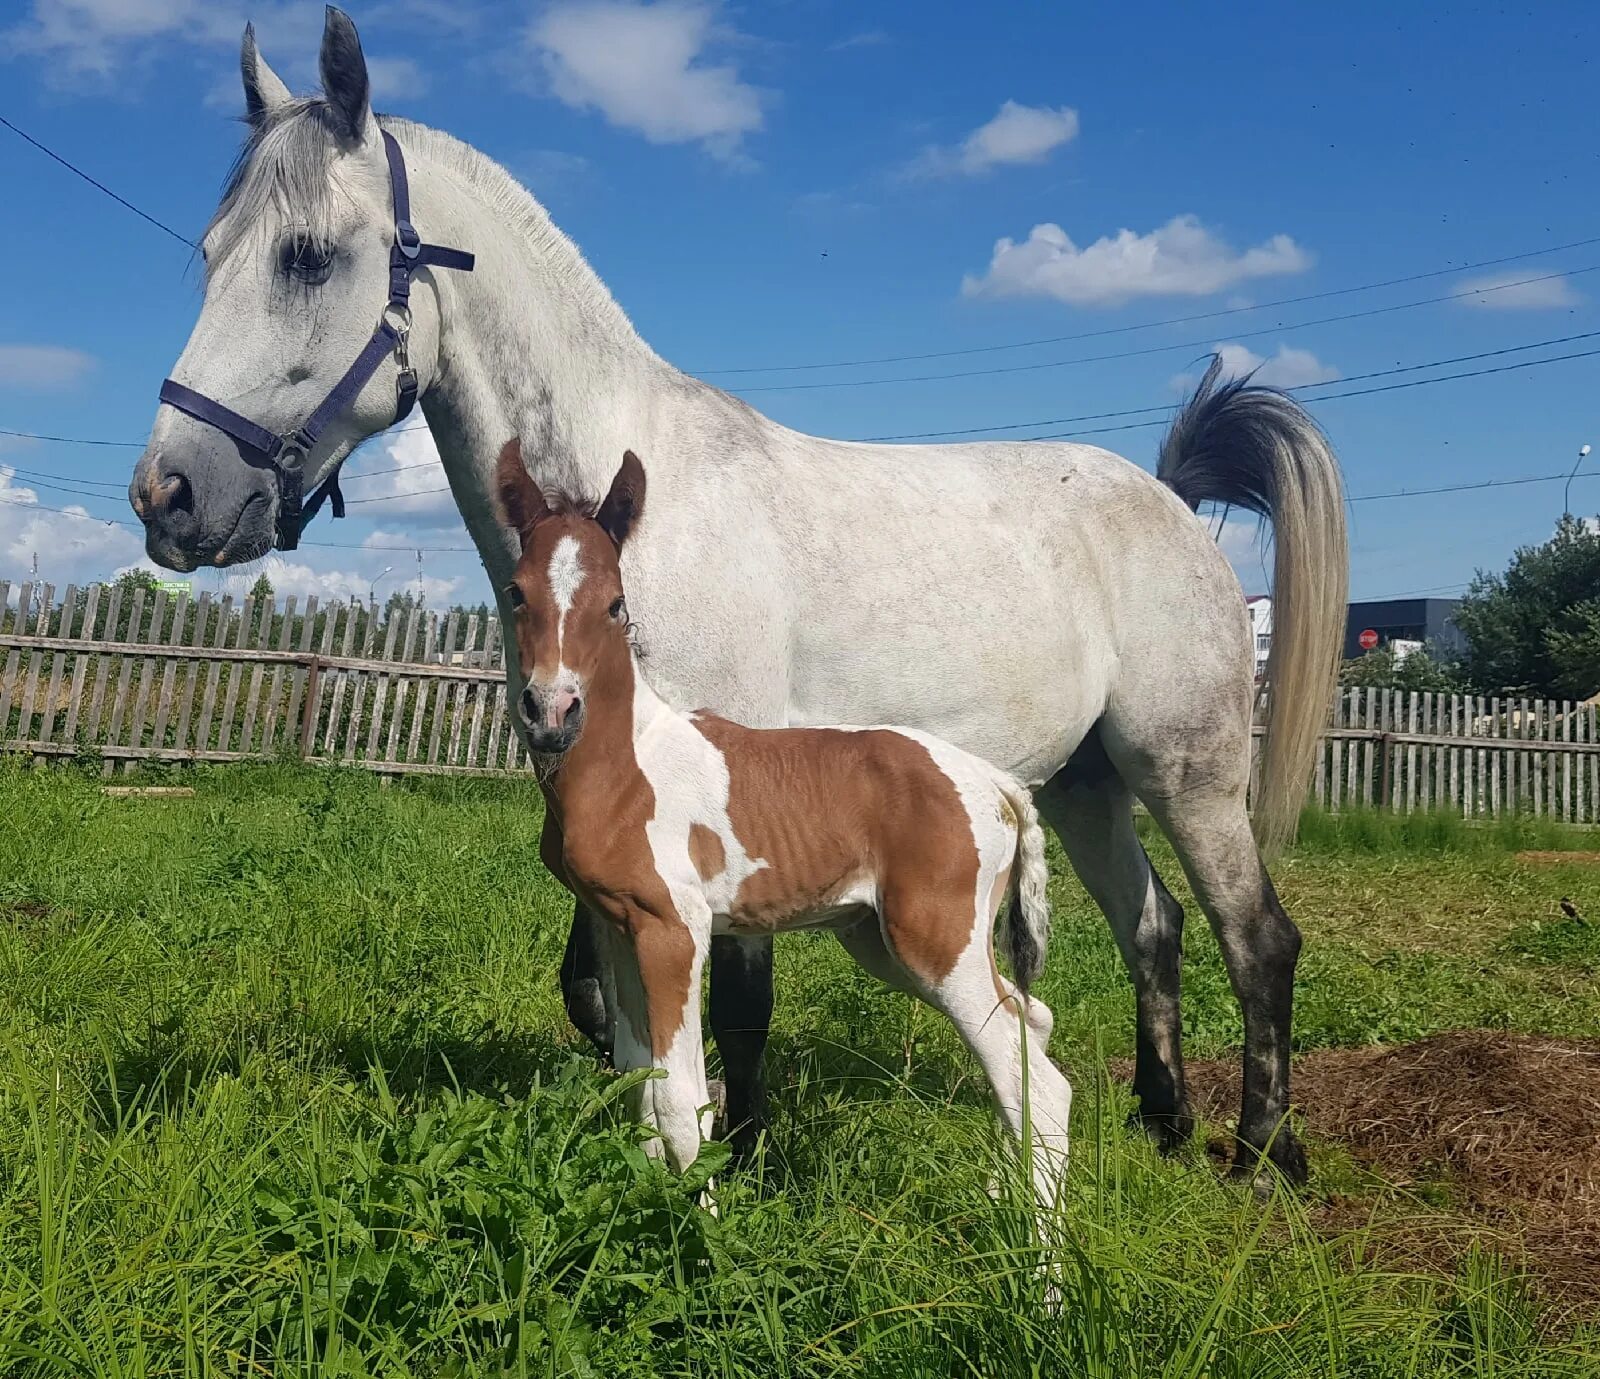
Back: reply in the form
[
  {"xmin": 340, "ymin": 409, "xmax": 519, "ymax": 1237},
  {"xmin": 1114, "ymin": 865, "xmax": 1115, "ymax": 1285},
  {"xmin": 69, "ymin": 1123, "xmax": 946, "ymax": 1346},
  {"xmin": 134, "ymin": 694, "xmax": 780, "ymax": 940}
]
[
  {"xmin": 1125, "ymin": 1107, "xmax": 1194, "ymax": 1156},
  {"xmin": 1229, "ymin": 1133, "xmax": 1309, "ymax": 1194}
]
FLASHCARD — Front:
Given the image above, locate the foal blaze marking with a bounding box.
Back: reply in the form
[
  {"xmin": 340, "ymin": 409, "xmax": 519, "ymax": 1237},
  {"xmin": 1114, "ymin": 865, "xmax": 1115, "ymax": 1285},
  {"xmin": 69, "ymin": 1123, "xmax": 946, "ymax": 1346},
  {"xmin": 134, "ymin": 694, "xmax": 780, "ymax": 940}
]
[{"xmin": 495, "ymin": 438, "xmax": 1072, "ymax": 1205}]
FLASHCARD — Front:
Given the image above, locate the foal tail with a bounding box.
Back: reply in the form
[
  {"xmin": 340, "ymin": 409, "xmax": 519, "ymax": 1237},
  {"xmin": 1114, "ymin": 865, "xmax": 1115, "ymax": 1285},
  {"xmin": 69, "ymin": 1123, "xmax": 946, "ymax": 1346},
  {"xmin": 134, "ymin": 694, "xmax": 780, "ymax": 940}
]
[
  {"xmin": 994, "ymin": 774, "xmax": 1050, "ymax": 995},
  {"xmin": 1157, "ymin": 356, "xmax": 1349, "ymax": 858}
]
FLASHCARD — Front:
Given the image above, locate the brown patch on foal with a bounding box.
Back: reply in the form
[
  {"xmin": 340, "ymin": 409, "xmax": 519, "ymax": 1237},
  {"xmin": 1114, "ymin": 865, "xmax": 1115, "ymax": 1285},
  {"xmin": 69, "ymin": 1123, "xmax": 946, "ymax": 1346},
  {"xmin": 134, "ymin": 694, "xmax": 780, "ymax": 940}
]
[
  {"xmin": 688, "ymin": 823, "xmax": 725, "ymax": 881},
  {"xmin": 692, "ymin": 714, "xmax": 981, "ymax": 985}
]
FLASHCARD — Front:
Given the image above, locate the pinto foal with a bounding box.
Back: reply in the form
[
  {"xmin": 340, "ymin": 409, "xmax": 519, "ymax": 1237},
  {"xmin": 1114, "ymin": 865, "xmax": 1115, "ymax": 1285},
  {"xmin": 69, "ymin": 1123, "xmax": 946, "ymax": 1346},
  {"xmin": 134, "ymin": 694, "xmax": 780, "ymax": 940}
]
[{"xmin": 495, "ymin": 439, "xmax": 1073, "ymax": 1203}]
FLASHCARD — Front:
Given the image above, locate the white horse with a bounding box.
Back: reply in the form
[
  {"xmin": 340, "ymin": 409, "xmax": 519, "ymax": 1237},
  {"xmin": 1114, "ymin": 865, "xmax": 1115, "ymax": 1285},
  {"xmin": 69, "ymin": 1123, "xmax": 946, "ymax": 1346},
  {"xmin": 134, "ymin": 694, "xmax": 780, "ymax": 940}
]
[{"xmin": 129, "ymin": 10, "xmax": 1346, "ymax": 1186}]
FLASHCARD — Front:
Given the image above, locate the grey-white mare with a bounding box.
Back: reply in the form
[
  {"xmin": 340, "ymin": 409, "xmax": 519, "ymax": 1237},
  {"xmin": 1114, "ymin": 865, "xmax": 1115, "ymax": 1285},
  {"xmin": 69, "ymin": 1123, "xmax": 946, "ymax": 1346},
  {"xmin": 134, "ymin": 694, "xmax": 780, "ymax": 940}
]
[{"xmin": 129, "ymin": 9, "xmax": 1347, "ymax": 1186}]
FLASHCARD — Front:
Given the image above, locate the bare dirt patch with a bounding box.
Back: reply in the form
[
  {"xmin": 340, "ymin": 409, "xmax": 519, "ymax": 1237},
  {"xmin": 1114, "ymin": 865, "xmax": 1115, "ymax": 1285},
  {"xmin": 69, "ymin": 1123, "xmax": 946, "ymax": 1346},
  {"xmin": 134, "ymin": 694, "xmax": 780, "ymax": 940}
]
[{"xmin": 1176, "ymin": 1032, "xmax": 1600, "ymax": 1299}]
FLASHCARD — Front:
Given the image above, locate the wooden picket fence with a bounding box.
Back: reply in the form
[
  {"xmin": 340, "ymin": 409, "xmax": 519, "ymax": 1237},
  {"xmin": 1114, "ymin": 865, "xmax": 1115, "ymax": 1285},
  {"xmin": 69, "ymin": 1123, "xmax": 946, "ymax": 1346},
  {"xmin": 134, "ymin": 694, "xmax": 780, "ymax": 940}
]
[
  {"xmin": 1300, "ymin": 684, "xmax": 1600, "ymax": 822},
  {"xmin": 0, "ymin": 579, "xmax": 535, "ymax": 778},
  {"xmin": 4, "ymin": 578, "xmax": 1600, "ymax": 817}
]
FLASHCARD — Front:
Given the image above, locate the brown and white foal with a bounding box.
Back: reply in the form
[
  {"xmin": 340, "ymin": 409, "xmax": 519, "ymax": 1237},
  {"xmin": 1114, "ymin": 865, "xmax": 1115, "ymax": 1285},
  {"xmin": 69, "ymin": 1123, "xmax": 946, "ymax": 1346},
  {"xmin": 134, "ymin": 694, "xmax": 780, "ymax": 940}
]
[{"xmin": 495, "ymin": 439, "xmax": 1073, "ymax": 1204}]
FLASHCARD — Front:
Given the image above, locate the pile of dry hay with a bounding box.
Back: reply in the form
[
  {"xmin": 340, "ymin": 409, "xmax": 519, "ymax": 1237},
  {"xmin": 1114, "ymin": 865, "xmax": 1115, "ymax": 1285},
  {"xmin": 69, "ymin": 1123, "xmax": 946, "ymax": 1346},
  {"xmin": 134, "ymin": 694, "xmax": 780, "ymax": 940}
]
[{"xmin": 1177, "ymin": 1031, "xmax": 1600, "ymax": 1298}]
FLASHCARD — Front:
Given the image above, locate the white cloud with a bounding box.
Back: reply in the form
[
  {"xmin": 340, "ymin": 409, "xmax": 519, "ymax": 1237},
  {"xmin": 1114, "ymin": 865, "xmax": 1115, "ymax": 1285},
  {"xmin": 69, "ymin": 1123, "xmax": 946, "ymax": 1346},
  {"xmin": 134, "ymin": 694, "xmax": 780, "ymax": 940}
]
[
  {"xmin": 0, "ymin": 468, "xmax": 149, "ymax": 591},
  {"xmin": 962, "ymin": 214, "xmax": 1312, "ymax": 308},
  {"xmin": 1452, "ymin": 270, "xmax": 1582, "ymax": 310},
  {"xmin": 829, "ymin": 30, "xmax": 888, "ymax": 51},
  {"xmin": 1170, "ymin": 342, "xmax": 1340, "ymax": 393},
  {"xmin": 364, "ymin": 54, "xmax": 428, "ymax": 101},
  {"xmin": 527, "ymin": 0, "xmax": 766, "ymax": 161},
  {"xmin": 213, "ymin": 553, "xmax": 461, "ymax": 606},
  {"xmin": 6, "ymin": 0, "xmax": 429, "ymax": 101},
  {"xmin": 0, "ymin": 345, "xmax": 95, "ymax": 390},
  {"xmin": 342, "ymin": 425, "xmax": 459, "ymax": 519},
  {"xmin": 909, "ymin": 100, "xmax": 1078, "ymax": 179}
]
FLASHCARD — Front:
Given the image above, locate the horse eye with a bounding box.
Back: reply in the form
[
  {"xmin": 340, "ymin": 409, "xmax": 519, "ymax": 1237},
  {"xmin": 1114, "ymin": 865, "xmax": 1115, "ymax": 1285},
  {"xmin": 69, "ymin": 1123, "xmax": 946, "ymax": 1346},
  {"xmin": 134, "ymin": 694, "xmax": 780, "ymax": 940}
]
[
  {"xmin": 504, "ymin": 583, "xmax": 525, "ymax": 608},
  {"xmin": 278, "ymin": 238, "xmax": 334, "ymax": 283},
  {"xmin": 609, "ymin": 597, "xmax": 626, "ymax": 621}
]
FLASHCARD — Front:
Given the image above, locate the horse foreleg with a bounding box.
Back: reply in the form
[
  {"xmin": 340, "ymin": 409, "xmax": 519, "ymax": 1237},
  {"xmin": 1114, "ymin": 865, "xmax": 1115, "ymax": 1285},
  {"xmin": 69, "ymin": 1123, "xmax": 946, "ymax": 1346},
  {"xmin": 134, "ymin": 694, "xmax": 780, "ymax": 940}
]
[
  {"xmin": 709, "ymin": 934, "xmax": 773, "ymax": 1158},
  {"xmin": 560, "ymin": 900, "xmax": 616, "ymax": 1061}
]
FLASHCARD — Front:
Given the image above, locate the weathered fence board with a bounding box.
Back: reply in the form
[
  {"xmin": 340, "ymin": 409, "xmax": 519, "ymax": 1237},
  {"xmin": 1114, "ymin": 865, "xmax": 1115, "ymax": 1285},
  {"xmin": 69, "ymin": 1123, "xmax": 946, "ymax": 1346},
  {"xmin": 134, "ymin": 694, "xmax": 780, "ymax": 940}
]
[{"xmin": 8, "ymin": 581, "xmax": 1600, "ymax": 812}]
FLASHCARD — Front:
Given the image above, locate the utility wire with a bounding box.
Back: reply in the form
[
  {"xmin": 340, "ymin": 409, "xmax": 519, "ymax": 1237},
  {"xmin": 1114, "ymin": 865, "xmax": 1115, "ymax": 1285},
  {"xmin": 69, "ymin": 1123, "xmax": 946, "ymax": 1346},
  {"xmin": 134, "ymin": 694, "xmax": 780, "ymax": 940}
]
[
  {"xmin": 695, "ymin": 235, "xmax": 1600, "ymax": 375},
  {"xmin": 729, "ymin": 266, "xmax": 1600, "ymax": 394},
  {"xmin": 0, "ymin": 113, "xmax": 197, "ymax": 249}
]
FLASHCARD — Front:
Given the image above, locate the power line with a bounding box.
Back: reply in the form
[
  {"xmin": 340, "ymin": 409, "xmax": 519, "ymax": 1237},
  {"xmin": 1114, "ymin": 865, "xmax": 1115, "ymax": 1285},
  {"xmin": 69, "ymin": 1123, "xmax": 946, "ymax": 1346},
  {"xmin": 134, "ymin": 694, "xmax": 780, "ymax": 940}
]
[
  {"xmin": 0, "ymin": 113, "xmax": 196, "ymax": 250},
  {"xmin": 861, "ymin": 329, "xmax": 1600, "ymax": 442},
  {"xmin": 695, "ymin": 236, "xmax": 1600, "ymax": 376},
  {"xmin": 729, "ymin": 265, "xmax": 1600, "ymax": 394},
  {"xmin": 1031, "ymin": 342, "xmax": 1600, "ymax": 441}
]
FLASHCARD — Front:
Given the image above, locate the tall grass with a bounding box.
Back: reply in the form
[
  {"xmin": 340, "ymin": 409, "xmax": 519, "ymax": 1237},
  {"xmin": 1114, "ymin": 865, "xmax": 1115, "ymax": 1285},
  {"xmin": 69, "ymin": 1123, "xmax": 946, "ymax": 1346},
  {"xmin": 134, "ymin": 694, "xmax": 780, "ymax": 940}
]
[{"xmin": 0, "ymin": 761, "xmax": 1595, "ymax": 1376}]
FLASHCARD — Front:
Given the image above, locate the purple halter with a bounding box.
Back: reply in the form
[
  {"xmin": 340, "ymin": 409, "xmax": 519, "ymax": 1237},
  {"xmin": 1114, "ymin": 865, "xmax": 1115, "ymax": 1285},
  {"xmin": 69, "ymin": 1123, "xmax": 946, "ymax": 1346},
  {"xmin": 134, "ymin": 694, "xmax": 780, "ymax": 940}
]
[{"xmin": 158, "ymin": 130, "xmax": 474, "ymax": 551}]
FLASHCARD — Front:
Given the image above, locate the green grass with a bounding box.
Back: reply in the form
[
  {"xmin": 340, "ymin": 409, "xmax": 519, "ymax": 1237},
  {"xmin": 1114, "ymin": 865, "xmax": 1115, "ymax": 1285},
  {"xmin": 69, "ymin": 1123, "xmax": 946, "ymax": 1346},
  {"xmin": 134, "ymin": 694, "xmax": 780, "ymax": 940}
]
[{"xmin": 0, "ymin": 760, "xmax": 1597, "ymax": 1376}]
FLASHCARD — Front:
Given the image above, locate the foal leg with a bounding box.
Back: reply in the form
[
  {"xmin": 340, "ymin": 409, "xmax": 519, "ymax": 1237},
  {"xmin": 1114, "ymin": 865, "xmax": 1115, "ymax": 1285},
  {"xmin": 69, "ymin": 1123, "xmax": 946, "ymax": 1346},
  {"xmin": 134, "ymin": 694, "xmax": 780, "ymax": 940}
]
[
  {"xmin": 709, "ymin": 934, "xmax": 773, "ymax": 1158},
  {"xmin": 608, "ymin": 914, "xmax": 713, "ymax": 1174},
  {"xmin": 879, "ymin": 901, "xmax": 1073, "ymax": 1210},
  {"xmin": 1037, "ymin": 759, "xmax": 1192, "ymax": 1152},
  {"xmin": 560, "ymin": 900, "xmax": 615, "ymax": 1060}
]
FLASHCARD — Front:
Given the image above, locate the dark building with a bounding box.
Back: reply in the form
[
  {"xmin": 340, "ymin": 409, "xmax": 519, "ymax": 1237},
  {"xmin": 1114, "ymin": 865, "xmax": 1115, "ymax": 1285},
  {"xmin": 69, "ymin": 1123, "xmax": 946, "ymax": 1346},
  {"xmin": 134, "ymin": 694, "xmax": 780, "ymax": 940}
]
[{"xmin": 1344, "ymin": 598, "xmax": 1465, "ymax": 659}]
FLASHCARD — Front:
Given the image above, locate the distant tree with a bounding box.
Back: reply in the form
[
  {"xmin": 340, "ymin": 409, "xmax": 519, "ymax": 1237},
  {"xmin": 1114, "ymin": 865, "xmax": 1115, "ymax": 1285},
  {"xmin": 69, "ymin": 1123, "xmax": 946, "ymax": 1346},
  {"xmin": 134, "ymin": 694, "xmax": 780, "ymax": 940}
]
[
  {"xmin": 1453, "ymin": 515, "xmax": 1600, "ymax": 697},
  {"xmin": 248, "ymin": 573, "xmax": 275, "ymax": 605},
  {"xmin": 1341, "ymin": 643, "xmax": 1465, "ymax": 693},
  {"xmin": 1545, "ymin": 598, "xmax": 1600, "ymax": 702},
  {"xmin": 115, "ymin": 569, "xmax": 161, "ymax": 598}
]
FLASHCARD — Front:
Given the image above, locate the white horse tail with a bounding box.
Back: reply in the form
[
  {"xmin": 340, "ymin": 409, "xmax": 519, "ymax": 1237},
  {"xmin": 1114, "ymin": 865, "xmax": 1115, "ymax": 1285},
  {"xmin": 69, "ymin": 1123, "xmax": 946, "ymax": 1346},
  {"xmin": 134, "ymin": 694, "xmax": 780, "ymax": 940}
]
[
  {"xmin": 993, "ymin": 773, "xmax": 1050, "ymax": 994},
  {"xmin": 1157, "ymin": 355, "xmax": 1349, "ymax": 857}
]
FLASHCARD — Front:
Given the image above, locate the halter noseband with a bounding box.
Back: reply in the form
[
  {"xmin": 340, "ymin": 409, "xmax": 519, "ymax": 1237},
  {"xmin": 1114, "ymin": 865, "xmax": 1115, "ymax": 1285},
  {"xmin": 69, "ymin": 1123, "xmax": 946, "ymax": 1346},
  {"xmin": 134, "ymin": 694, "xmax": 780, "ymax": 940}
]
[{"xmin": 158, "ymin": 130, "xmax": 474, "ymax": 551}]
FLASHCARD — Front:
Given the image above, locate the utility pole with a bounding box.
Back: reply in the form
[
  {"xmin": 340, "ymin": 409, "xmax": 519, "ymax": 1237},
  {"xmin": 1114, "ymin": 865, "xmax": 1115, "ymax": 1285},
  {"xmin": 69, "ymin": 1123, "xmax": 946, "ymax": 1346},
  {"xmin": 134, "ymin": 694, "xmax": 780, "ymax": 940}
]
[{"xmin": 416, "ymin": 548, "xmax": 425, "ymax": 607}]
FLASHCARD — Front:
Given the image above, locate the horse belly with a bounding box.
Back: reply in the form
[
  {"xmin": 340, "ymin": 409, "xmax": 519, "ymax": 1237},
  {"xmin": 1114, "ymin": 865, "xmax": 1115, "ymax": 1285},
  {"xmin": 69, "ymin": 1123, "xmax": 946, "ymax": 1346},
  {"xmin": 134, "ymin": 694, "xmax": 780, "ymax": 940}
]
[{"xmin": 710, "ymin": 874, "xmax": 879, "ymax": 938}]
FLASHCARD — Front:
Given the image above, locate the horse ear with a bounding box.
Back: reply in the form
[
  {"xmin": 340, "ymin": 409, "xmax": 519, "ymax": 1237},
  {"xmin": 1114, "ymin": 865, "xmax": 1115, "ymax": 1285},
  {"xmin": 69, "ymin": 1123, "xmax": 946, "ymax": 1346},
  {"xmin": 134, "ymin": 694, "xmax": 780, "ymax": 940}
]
[
  {"xmin": 318, "ymin": 6, "xmax": 371, "ymax": 143},
  {"xmin": 241, "ymin": 23, "xmax": 291, "ymax": 126},
  {"xmin": 596, "ymin": 451, "xmax": 647, "ymax": 550},
  {"xmin": 494, "ymin": 438, "xmax": 549, "ymax": 547}
]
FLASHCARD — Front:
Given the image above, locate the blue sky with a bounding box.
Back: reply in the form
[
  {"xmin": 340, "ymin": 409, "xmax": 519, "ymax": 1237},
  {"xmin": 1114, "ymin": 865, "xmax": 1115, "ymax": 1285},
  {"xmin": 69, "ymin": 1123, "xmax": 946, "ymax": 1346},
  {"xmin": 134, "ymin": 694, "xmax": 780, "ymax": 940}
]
[{"xmin": 2, "ymin": 0, "xmax": 1597, "ymax": 608}]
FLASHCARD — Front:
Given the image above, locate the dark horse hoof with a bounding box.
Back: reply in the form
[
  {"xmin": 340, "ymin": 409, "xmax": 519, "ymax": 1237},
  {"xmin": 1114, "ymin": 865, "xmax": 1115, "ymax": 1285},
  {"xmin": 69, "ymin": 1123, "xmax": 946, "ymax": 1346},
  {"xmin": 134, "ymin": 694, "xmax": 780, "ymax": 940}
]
[
  {"xmin": 1127, "ymin": 1106, "xmax": 1195, "ymax": 1156},
  {"xmin": 1229, "ymin": 1130, "xmax": 1309, "ymax": 1196}
]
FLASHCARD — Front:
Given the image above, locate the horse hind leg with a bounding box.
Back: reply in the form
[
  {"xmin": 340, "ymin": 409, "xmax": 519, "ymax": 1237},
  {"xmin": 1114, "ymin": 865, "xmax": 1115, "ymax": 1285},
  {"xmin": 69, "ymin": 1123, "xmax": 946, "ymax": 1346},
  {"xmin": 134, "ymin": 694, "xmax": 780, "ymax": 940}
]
[
  {"xmin": 561, "ymin": 900, "xmax": 616, "ymax": 1061},
  {"xmin": 1132, "ymin": 765, "xmax": 1307, "ymax": 1190},
  {"xmin": 1037, "ymin": 744, "xmax": 1193, "ymax": 1153},
  {"xmin": 709, "ymin": 934, "xmax": 774, "ymax": 1158}
]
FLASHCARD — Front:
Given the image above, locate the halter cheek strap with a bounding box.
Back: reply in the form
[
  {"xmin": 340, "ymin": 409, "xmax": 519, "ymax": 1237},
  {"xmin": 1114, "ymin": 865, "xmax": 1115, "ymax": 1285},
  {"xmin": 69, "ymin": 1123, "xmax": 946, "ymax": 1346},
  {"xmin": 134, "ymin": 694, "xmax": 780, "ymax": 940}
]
[{"xmin": 158, "ymin": 130, "xmax": 474, "ymax": 551}]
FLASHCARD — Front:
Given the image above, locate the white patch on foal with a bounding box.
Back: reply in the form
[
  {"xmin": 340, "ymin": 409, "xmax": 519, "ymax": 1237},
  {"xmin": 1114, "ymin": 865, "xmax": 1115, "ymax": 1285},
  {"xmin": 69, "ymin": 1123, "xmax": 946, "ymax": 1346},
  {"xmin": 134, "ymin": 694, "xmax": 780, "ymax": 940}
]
[{"xmin": 547, "ymin": 533, "xmax": 584, "ymax": 660}]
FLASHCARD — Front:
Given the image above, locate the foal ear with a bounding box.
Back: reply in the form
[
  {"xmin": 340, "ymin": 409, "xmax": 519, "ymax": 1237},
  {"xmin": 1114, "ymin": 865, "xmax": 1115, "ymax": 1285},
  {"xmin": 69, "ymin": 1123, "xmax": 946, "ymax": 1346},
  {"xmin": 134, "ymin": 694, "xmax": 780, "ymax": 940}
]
[
  {"xmin": 318, "ymin": 6, "xmax": 371, "ymax": 143},
  {"xmin": 596, "ymin": 451, "xmax": 647, "ymax": 550},
  {"xmin": 241, "ymin": 23, "xmax": 292, "ymax": 126},
  {"xmin": 494, "ymin": 438, "xmax": 550, "ymax": 546}
]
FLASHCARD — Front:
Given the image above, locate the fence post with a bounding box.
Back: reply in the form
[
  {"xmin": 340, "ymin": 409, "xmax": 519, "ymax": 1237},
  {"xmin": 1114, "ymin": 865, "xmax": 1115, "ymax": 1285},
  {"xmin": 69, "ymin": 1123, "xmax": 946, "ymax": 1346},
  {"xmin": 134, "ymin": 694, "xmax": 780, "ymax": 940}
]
[
  {"xmin": 298, "ymin": 654, "xmax": 322, "ymax": 759},
  {"xmin": 1379, "ymin": 731, "xmax": 1394, "ymax": 810}
]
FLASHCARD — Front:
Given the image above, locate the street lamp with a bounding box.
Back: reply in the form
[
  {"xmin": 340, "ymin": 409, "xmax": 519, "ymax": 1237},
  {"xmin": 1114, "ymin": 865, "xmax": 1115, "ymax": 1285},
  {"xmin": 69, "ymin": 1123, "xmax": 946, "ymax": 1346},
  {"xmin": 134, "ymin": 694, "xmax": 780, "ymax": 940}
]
[
  {"xmin": 369, "ymin": 565, "xmax": 394, "ymax": 608},
  {"xmin": 1564, "ymin": 443, "xmax": 1593, "ymax": 518}
]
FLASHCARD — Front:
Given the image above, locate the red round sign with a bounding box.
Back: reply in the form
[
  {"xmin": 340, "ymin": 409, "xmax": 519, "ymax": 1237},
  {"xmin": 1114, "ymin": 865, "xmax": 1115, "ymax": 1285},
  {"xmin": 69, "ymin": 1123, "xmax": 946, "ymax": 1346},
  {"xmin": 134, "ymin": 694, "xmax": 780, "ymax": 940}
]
[{"xmin": 1358, "ymin": 628, "xmax": 1379, "ymax": 651}]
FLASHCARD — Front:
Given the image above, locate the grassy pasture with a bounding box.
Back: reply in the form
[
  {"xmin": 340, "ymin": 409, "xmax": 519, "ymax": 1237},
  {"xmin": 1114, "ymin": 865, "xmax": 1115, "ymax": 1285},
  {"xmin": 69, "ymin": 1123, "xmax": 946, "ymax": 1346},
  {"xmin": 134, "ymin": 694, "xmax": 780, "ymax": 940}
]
[{"xmin": 0, "ymin": 759, "xmax": 1598, "ymax": 1376}]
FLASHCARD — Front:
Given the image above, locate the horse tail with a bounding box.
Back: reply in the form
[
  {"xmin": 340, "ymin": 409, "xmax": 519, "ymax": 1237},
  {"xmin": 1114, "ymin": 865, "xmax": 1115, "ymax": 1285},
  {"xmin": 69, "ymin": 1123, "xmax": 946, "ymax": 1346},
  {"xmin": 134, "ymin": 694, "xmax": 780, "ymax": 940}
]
[
  {"xmin": 1157, "ymin": 355, "xmax": 1348, "ymax": 857},
  {"xmin": 994, "ymin": 773, "xmax": 1050, "ymax": 995}
]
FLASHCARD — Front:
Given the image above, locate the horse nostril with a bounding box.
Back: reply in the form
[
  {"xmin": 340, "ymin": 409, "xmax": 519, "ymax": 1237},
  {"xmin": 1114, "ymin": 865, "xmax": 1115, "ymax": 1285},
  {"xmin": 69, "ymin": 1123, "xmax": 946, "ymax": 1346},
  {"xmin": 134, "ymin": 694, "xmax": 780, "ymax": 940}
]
[
  {"xmin": 565, "ymin": 696, "xmax": 582, "ymax": 723},
  {"xmin": 522, "ymin": 688, "xmax": 538, "ymax": 720},
  {"xmin": 152, "ymin": 471, "xmax": 193, "ymax": 518}
]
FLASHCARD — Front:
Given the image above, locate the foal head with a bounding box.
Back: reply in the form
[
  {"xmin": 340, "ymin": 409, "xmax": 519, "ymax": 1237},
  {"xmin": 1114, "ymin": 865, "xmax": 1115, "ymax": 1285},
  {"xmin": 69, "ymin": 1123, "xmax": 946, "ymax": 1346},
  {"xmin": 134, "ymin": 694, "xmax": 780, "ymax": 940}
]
[{"xmin": 494, "ymin": 439, "xmax": 646, "ymax": 755}]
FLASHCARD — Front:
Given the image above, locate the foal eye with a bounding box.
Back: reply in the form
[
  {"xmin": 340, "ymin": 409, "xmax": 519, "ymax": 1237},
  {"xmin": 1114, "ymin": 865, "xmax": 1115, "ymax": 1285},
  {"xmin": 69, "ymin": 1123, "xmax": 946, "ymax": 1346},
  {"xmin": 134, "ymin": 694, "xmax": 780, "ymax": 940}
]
[
  {"xmin": 609, "ymin": 597, "xmax": 626, "ymax": 622},
  {"xmin": 504, "ymin": 584, "xmax": 525, "ymax": 609},
  {"xmin": 278, "ymin": 238, "xmax": 334, "ymax": 283}
]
